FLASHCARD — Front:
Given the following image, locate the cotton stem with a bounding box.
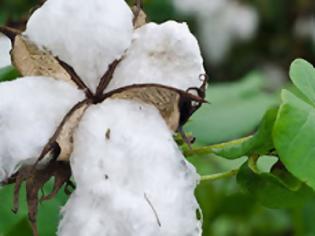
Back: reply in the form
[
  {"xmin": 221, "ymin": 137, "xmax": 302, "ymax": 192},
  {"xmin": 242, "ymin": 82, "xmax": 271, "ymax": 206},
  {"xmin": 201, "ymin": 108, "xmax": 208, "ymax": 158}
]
[
  {"xmin": 200, "ymin": 169, "xmax": 239, "ymax": 182},
  {"xmin": 183, "ymin": 136, "xmax": 252, "ymax": 157}
]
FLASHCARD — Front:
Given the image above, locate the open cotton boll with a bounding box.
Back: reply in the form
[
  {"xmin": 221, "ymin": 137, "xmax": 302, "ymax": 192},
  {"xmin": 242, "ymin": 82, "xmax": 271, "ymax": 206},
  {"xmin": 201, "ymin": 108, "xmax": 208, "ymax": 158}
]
[
  {"xmin": 172, "ymin": 0, "xmax": 258, "ymax": 64},
  {"xmin": 0, "ymin": 77, "xmax": 84, "ymax": 181},
  {"xmin": 0, "ymin": 33, "xmax": 12, "ymax": 68},
  {"xmin": 106, "ymin": 21, "xmax": 205, "ymax": 93},
  {"xmin": 24, "ymin": 0, "xmax": 133, "ymax": 92},
  {"xmin": 198, "ymin": 3, "xmax": 257, "ymax": 64},
  {"xmin": 295, "ymin": 17, "xmax": 315, "ymax": 45},
  {"xmin": 199, "ymin": 16, "xmax": 233, "ymax": 64},
  {"xmin": 59, "ymin": 99, "xmax": 201, "ymax": 236},
  {"xmin": 173, "ymin": 0, "xmax": 226, "ymax": 16},
  {"xmin": 227, "ymin": 3, "xmax": 258, "ymax": 41}
]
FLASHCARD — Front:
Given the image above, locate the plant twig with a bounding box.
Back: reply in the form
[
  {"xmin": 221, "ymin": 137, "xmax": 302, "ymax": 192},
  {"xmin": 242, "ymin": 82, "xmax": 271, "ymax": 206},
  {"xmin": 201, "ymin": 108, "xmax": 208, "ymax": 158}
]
[
  {"xmin": 248, "ymin": 154, "xmax": 260, "ymax": 173},
  {"xmin": 144, "ymin": 193, "xmax": 161, "ymax": 227},
  {"xmin": 95, "ymin": 59, "xmax": 120, "ymax": 100},
  {"xmin": 200, "ymin": 169, "xmax": 239, "ymax": 182},
  {"xmin": 57, "ymin": 59, "xmax": 94, "ymax": 99},
  {"xmin": 133, "ymin": 0, "xmax": 142, "ymax": 25},
  {"xmin": 0, "ymin": 26, "xmax": 21, "ymax": 43},
  {"xmin": 183, "ymin": 136, "xmax": 252, "ymax": 157}
]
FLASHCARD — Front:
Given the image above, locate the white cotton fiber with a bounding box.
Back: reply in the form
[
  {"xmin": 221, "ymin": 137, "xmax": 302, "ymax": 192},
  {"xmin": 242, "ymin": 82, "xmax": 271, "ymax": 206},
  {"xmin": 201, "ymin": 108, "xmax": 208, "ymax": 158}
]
[
  {"xmin": 0, "ymin": 33, "xmax": 12, "ymax": 68},
  {"xmin": 58, "ymin": 99, "xmax": 201, "ymax": 236},
  {"xmin": 106, "ymin": 21, "xmax": 205, "ymax": 93},
  {"xmin": 24, "ymin": 0, "xmax": 133, "ymax": 92},
  {"xmin": 0, "ymin": 77, "xmax": 84, "ymax": 181}
]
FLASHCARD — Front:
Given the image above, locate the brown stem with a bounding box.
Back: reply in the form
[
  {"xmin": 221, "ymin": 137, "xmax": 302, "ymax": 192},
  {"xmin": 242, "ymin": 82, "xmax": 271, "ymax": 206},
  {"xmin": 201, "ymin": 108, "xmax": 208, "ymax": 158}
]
[
  {"xmin": 12, "ymin": 168, "xmax": 30, "ymax": 213},
  {"xmin": 95, "ymin": 59, "xmax": 121, "ymax": 101},
  {"xmin": 133, "ymin": 0, "xmax": 143, "ymax": 25},
  {"xmin": 0, "ymin": 26, "xmax": 21, "ymax": 44},
  {"xmin": 57, "ymin": 59, "xmax": 94, "ymax": 99},
  {"xmin": 99, "ymin": 83, "xmax": 207, "ymax": 103}
]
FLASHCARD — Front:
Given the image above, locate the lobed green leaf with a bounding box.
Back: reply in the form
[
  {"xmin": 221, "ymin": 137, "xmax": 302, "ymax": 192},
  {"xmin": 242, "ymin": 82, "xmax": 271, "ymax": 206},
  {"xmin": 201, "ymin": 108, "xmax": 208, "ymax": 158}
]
[
  {"xmin": 213, "ymin": 107, "xmax": 278, "ymax": 159},
  {"xmin": 289, "ymin": 59, "xmax": 315, "ymax": 104},
  {"xmin": 237, "ymin": 161, "xmax": 314, "ymax": 208},
  {"xmin": 273, "ymin": 89, "xmax": 315, "ymax": 190}
]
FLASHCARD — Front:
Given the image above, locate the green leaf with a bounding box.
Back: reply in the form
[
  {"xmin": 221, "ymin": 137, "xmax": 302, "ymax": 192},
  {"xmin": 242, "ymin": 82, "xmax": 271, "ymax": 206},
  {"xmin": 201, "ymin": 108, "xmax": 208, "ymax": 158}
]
[
  {"xmin": 289, "ymin": 58, "xmax": 315, "ymax": 104},
  {"xmin": 185, "ymin": 72, "xmax": 277, "ymax": 144},
  {"xmin": 0, "ymin": 66, "xmax": 20, "ymax": 82},
  {"xmin": 0, "ymin": 181, "xmax": 68, "ymax": 236},
  {"xmin": 237, "ymin": 161, "xmax": 315, "ymax": 208},
  {"xmin": 4, "ymin": 218, "xmax": 32, "ymax": 236},
  {"xmin": 273, "ymin": 89, "xmax": 315, "ymax": 190},
  {"xmin": 213, "ymin": 107, "xmax": 278, "ymax": 159}
]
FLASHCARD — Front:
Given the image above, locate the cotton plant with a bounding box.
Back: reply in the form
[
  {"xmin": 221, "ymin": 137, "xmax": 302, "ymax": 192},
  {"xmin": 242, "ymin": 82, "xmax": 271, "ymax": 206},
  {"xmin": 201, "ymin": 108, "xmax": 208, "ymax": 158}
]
[
  {"xmin": 0, "ymin": 0, "xmax": 207, "ymax": 236},
  {"xmin": 173, "ymin": 0, "xmax": 258, "ymax": 64}
]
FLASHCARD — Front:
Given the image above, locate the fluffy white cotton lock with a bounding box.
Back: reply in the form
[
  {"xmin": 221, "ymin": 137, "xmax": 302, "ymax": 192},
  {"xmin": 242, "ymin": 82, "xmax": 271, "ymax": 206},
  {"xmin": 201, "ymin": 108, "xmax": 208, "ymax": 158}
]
[
  {"xmin": 0, "ymin": 33, "xmax": 12, "ymax": 68},
  {"xmin": 106, "ymin": 21, "xmax": 205, "ymax": 93},
  {"xmin": 0, "ymin": 77, "xmax": 84, "ymax": 181},
  {"xmin": 58, "ymin": 99, "xmax": 202, "ymax": 236},
  {"xmin": 24, "ymin": 0, "xmax": 134, "ymax": 92}
]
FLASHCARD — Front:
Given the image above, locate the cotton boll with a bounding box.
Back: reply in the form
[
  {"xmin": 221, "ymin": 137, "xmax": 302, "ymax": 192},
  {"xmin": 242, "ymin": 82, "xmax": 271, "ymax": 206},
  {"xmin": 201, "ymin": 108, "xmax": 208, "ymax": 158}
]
[
  {"xmin": 199, "ymin": 2, "xmax": 258, "ymax": 64},
  {"xmin": 199, "ymin": 15, "xmax": 233, "ymax": 64},
  {"xmin": 106, "ymin": 21, "xmax": 205, "ymax": 93},
  {"xmin": 295, "ymin": 16, "xmax": 315, "ymax": 44},
  {"xmin": 173, "ymin": 0, "xmax": 226, "ymax": 16},
  {"xmin": 0, "ymin": 33, "xmax": 12, "ymax": 68},
  {"xmin": 0, "ymin": 77, "xmax": 84, "ymax": 181},
  {"xmin": 24, "ymin": 0, "xmax": 133, "ymax": 92},
  {"xmin": 172, "ymin": 0, "xmax": 258, "ymax": 64},
  {"xmin": 59, "ymin": 99, "xmax": 201, "ymax": 236},
  {"xmin": 228, "ymin": 3, "xmax": 258, "ymax": 41}
]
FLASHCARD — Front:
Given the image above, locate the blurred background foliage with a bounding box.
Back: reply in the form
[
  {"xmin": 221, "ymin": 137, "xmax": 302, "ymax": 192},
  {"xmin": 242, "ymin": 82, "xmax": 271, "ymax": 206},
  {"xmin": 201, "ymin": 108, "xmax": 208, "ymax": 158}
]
[{"xmin": 1, "ymin": 0, "xmax": 315, "ymax": 235}]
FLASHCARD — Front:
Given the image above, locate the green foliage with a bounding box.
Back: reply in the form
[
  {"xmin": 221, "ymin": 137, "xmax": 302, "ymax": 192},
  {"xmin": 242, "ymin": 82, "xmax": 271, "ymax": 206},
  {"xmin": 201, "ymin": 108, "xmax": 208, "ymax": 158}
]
[
  {"xmin": 187, "ymin": 58, "xmax": 315, "ymax": 212},
  {"xmin": 185, "ymin": 72, "xmax": 278, "ymax": 145},
  {"xmin": 274, "ymin": 59, "xmax": 315, "ymax": 190},
  {"xmin": 289, "ymin": 59, "xmax": 315, "ymax": 104},
  {"xmin": 213, "ymin": 107, "xmax": 278, "ymax": 159},
  {"xmin": 0, "ymin": 0, "xmax": 38, "ymax": 25},
  {"xmin": 0, "ymin": 66, "xmax": 20, "ymax": 82},
  {"xmin": 186, "ymin": 58, "xmax": 315, "ymax": 235},
  {"xmin": 0, "ymin": 182, "xmax": 68, "ymax": 236},
  {"xmin": 237, "ymin": 160, "xmax": 314, "ymax": 208}
]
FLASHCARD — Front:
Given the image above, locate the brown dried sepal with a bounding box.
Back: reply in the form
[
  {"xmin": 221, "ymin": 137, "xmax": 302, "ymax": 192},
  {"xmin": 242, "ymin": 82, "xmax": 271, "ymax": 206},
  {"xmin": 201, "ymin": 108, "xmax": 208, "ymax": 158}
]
[
  {"xmin": 56, "ymin": 101, "xmax": 90, "ymax": 161},
  {"xmin": 2, "ymin": 160, "xmax": 74, "ymax": 236},
  {"xmin": 104, "ymin": 84, "xmax": 207, "ymax": 131},
  {"xmin": 37, "ymin": 99, "xmax": 91, "ymax": 164},
  {"xmin": 132, "ymin": 6, "xmax": 147, "ymax": 28},
  {"xmin": 11, "ymin": 35, "xmax": 75, "ymax": 85},
  {"xmin": 179, "ymin": 74, "xmax": 208, "ymax": 126},
  {"xmin": 0, "ymin": 99, "xmax": 90, "ymax": 236}
]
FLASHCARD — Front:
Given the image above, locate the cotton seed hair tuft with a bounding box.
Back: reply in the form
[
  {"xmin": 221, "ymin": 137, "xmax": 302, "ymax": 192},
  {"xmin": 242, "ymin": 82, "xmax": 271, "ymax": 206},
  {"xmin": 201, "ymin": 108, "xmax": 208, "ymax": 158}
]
[
  {"xmin": 24, "ymin": 0, "xmax": 134, "ymax": 92},
  {"xmin": 58, "ymin": 99, "xmax": 202, "ymax": 236}
]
